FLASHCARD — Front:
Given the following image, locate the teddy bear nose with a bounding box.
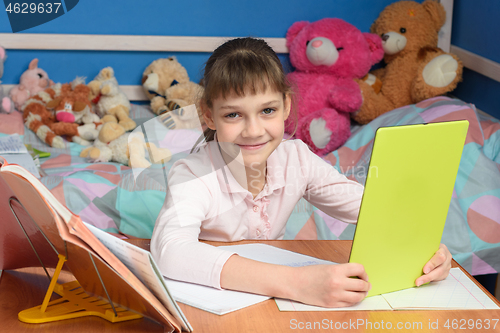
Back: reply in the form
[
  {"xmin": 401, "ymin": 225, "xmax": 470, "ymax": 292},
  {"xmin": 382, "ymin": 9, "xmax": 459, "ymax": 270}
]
[
  {"xmin": 306, "ymin": 37, "xmax": 339, "ymax": 66},
  {"xmin": 311, "ymin": 40, "xmax": 323, "ymax": 48},
  {"xmin": 382, "ymin": 34, "xmax": 390, "ymax": 42}
]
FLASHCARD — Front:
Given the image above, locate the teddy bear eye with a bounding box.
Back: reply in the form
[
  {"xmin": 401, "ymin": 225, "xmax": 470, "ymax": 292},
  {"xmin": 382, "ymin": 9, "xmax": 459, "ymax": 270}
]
[
  {"xmin": 306, "ymin": 40, "xmax": 310, "ymax": 46},
  {"xmin": 38, "ymin": 73, "xmax": 43, "ymax": 78},
  {"xmin": 337, "ymin": 47, "xmax": 344, "ymax": 52},
  {"xmin": 400, "ymin": 27, "xmax": 407, "ymax": 33}
]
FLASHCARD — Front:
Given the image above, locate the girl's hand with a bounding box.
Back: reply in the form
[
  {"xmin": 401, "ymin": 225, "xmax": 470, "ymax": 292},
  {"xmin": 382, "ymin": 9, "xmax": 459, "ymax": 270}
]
[
  {"xmin": 415, "ymin": 243, "xmax": 452, "ymax": 287},
  {"xmin": 292, "ymin": 263, "xmax": 371, "ymax": 308}
]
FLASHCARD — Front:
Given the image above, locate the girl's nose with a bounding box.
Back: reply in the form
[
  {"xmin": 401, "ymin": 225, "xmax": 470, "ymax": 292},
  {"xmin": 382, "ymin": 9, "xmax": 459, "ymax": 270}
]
[{"xmin": 243, "ymin": 118, "xmax": 265, "ymax": 137}]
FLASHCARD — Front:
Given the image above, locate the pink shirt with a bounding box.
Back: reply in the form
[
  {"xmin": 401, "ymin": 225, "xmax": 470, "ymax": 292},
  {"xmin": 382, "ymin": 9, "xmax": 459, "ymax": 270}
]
[{"xmin": 151, "ymin": 139, "xmax": 364, "ymax": 289}]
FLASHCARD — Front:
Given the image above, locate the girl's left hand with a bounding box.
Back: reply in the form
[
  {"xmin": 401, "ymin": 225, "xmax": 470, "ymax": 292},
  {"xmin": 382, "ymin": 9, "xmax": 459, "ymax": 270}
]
[{"xmin": 415, "ymin": 243, "xmax": 452, "ymax": 287}]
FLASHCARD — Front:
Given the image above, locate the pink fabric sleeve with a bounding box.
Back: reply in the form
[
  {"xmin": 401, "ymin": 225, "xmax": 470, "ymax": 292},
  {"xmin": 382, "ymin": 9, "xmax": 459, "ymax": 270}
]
[
  {"xmin": 297, "ymin": 141, "xmax": 364, "ymax": 223},
  {"xmin": 150, "ymin": 161, "xmax": 235, "ymax": 289}
]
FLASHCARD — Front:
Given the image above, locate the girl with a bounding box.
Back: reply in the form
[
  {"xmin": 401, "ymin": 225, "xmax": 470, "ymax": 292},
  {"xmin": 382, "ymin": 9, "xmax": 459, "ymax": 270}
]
[{"xmin": 151, "ymin": 37, "xmax": 452, "ymax": 308}]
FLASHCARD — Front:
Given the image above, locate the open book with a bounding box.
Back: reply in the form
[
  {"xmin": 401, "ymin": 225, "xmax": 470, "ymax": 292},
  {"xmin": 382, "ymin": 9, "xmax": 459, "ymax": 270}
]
[
  {"xmin": 0, "ymin": 134, "xmax": 40, "ymax": 178},
  {"xmin": 0, "ymin": 156, "xmax": 191, "ymax": 332}
]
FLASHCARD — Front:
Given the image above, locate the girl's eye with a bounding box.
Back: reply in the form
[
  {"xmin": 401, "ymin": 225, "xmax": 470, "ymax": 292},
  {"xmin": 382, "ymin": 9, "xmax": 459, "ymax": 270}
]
[
  {"xmin": 262, "ymin": 108, "xmax": 275, "ymax": 115},
  {"xmin": 225, "ymin": 112, "xmax": 239, "ymax": 118}
]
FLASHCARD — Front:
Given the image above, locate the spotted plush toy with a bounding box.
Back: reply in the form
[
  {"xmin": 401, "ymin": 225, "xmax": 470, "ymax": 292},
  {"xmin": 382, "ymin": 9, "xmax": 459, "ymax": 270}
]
[{"xmin": 22, "ymin": 78, "xmax": 99, "ymax": 148}]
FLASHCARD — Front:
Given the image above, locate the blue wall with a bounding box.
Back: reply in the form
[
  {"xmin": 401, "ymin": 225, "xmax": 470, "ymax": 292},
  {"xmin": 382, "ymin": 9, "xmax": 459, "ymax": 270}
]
[
  {"xmin": 0, "ymin": 0, "xmax": 498, "ymax": 119},
  {"xmin": 0, "ymin": 0, "xmax": 393, "ymax": 87},
  {"xmin": 450, "ymin": 0, "xmax": 500, "ymax": 119}
]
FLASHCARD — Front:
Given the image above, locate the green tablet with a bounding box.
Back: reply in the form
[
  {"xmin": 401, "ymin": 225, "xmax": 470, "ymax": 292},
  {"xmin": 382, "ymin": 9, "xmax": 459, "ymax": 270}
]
[{"xmin": 349, "ymin": 120, "xmax": 469, "ymax": 297}]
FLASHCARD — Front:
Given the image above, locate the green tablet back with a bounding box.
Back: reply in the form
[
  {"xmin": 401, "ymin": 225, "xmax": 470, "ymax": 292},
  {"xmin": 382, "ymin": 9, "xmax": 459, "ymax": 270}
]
[{"xmin": 349, "ymin": 120, "xmax": 469, "ymax": 297}]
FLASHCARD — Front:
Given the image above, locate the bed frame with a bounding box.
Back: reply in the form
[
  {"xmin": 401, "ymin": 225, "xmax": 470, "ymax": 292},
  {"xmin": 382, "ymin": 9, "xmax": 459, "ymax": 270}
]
[
  {"xmin": 0, "ymin": 0, "xmax": 498, "ymax": 103},
  {"xmin": 0, "ymin": 35, "xmax": 286, "ymax": 101}
]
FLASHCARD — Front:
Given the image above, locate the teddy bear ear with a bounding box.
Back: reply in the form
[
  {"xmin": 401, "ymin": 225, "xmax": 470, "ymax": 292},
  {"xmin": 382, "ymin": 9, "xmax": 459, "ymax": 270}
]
[
  {"xmin": 0, "ymin": 46, "xmax": 6, "ymax": 61},
  {"xmin": 363, "ymin": 33, "xmax": 385, "ymax": 64},
  {"xmin": 422, "ymin": 0, "xmax": 446, "ymax": 32},
  {"xmin": 101, "ymin": 67, "xmax": 115, "ymax": 79},
  {"xmin": 29, "ymin": 58, "xmax": 39, "ymax": 70},
  {"xmin": 286, "ymin": 21, "xmax": 309, "ymax": 48}
]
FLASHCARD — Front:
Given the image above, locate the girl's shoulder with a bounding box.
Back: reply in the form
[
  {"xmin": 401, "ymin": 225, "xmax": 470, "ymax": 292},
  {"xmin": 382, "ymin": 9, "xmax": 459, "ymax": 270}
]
[
  {"xmin": 169, "ymin": 142, "xmax": 216, "ymax": 178},
  {"xmin": 274, "ymin": 139, "xmax": 315, "ymax": 160},
  {"xmin": 273, "ymin": 139, "xmax": 333, "ymax": 174},
  {"xmin": 269, "ymin": 139, "xmax": 318, "ymax": 170},
  {"xmin": 278, "ymin": 139, "xmax": 310, "ymax": 151}
]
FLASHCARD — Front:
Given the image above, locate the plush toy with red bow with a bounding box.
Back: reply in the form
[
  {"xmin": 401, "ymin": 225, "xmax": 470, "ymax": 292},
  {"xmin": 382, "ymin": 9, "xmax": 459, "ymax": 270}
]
[
  {"xmin": 88, "ymin": 67, "xmax": 136, "ymax": 131},
  {"xmin": 285, "ymin": 18, "xmax": 384, "ymax": 155}
]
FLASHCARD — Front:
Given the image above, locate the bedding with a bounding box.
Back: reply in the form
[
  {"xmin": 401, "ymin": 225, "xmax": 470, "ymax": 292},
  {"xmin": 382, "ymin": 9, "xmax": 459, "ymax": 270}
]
[{"xmin": 1, "ymin": 96, "xmax": 499, "ymax": 276}]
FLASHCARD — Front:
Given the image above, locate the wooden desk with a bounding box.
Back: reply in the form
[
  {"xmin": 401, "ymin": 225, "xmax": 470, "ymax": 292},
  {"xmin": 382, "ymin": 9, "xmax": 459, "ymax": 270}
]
[{"xmin": 1, "ymin": 240, "xmax": 500, "ymax": 333}]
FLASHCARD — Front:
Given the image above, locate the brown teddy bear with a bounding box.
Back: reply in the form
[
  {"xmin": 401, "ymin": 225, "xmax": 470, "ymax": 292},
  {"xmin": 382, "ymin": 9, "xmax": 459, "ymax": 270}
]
[
  {"xmin": 142, "ymin": 57, "xmax": 204, "ymax": 129},
  {"xmin": 352, "ymin": 0, "xmax": 463, "ymax": 124}
]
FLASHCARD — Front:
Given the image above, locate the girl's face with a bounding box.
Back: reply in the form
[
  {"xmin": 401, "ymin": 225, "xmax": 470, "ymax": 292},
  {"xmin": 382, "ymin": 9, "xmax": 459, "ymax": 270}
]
[{"xmin": 203, "ymin": 88, "xmax": 291, "ymax": 171}]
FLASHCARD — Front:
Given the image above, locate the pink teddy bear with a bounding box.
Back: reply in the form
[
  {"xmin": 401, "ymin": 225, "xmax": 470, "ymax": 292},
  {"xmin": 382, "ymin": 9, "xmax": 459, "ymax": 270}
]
[
  {"xmin": 285, "ymin": 18, "xmax": 384, "ymax": 155},
  {"xmin": 9, "ymin": 58, "xmax": 53, "ymax": 111}
]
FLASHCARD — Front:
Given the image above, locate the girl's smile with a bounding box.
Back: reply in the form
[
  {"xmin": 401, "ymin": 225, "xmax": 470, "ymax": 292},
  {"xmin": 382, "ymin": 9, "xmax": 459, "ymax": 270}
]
[{"xmin": 237, "ymin": 142, "xmax": 268, "ymax": 150}]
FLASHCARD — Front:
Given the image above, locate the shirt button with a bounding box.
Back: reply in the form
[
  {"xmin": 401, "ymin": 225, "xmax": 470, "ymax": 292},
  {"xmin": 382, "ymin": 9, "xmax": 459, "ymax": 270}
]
[{"xmin": 253, "ymin": 205, "xmax": 259, "ymax": 212}]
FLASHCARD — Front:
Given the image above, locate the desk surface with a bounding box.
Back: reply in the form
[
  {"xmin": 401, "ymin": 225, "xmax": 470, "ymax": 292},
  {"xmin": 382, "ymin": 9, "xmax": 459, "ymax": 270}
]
[{"xmin": 1, "ymin": 240, "xmax": 499, "ymax": 333}]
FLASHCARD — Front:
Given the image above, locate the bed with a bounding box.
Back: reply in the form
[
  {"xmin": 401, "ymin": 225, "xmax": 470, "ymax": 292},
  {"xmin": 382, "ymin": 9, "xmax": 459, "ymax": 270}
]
[{"xmin": 0, "ymin": 0, "xmax": 499, "ymax": 279}]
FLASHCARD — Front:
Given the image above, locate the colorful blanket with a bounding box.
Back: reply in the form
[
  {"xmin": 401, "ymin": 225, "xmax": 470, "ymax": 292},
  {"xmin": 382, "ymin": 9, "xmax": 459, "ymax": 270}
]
[{"xmin": 2, "ymin": 97, "xmax": 500, "ymax": 276}]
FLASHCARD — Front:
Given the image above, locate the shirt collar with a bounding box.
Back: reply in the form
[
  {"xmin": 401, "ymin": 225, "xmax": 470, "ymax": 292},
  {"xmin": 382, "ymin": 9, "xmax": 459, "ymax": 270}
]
[
  {"xmin": 208, "ymin": 134, "xmax": 247, "ymax": 194},
  {"xmin": 262, "ymin": 145, "xmax": 286, "ymax": 194}
]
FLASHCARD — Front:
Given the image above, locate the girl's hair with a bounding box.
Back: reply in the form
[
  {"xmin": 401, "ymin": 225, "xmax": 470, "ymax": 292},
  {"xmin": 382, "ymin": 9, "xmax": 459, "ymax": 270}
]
[{"xmin": 199, "ymin": 37, "xmax": 296, "ymax": 142}]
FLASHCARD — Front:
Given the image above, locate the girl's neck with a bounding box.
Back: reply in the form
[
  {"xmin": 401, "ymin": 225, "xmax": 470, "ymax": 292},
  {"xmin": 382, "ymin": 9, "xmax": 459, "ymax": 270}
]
[
  {"xmin": 219, "ymin": 146, "xmax": 267, "ymax": 199},
  {"xmin": 245, "ymin": 163, "xmax": 266, "ymax": 199}
]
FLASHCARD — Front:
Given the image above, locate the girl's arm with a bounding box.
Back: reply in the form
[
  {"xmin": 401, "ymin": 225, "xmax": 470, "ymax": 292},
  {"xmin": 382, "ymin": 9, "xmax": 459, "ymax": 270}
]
[
  {"xmin": 151, "ymin": 162, "xmax": 236, "ymax": 289},
  {"xmin": 298, "ymin": 140, "xmax": 364, "ymax": 224},
  {"xmin": 220, "ymin": 254, "xmax": 371, "ymax": 308}
]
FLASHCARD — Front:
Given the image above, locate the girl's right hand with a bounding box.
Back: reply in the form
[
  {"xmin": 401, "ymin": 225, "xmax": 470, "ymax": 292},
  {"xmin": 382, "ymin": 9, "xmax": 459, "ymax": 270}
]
[{"xmin": 291, "ymin": 263, "xmax": 371, "ymax": 308}]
